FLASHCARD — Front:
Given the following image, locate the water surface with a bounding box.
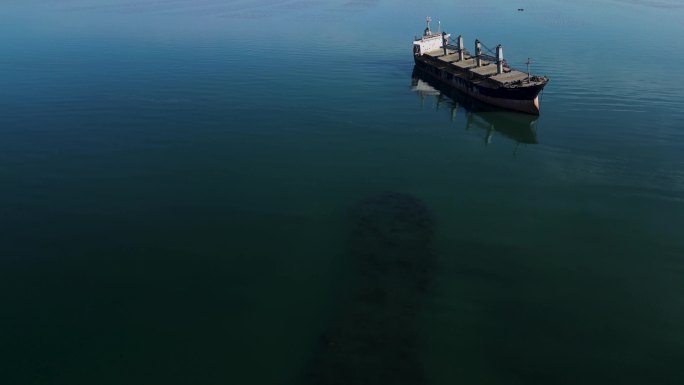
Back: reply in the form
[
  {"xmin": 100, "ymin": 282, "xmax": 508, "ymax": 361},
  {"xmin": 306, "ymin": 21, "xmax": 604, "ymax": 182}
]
[{"xmin": 1, "ymin": 1, "xmax": 684, "ymax": 384}]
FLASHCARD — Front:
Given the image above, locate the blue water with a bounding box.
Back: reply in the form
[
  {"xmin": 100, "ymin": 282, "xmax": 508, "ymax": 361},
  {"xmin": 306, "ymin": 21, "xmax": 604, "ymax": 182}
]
[{"xmin": 1, "ymin": 1, "xmax": 684, "ymax": 384}]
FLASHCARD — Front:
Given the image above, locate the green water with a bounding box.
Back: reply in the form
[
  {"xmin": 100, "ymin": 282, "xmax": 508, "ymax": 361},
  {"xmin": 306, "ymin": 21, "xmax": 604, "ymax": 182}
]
[{"xmin": 1, "ymin": 1, "xmax": 684, "ymax": 384}]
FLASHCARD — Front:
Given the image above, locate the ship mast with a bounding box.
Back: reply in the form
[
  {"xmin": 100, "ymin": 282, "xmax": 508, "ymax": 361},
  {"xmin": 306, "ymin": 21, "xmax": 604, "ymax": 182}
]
[{"xmin": 526, "ymin": 58, "xmax": 532, "ymax": 82}]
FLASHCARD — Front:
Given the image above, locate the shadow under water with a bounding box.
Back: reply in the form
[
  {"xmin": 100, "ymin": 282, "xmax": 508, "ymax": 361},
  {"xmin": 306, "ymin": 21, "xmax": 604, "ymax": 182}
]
[
  {"xmin": 304, "ymin": 192, "xmax": 434, "ymax": 385},
  {"xmin": 411, "ymin": 67, "xmax": 539, "ymax": 145}
]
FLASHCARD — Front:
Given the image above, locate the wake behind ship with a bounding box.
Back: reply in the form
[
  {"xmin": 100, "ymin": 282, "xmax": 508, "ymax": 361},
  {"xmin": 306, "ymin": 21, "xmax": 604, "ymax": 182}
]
[{"xmin": 413, "ymin": 17, "xmax": 549, "ymax": 114}]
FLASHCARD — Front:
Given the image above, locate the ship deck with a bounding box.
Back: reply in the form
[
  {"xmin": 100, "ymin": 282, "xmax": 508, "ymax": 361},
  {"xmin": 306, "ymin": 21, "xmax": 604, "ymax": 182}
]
[{"xmin": 423, "ymin": 49, "xmax": 536, "ymax": 86}]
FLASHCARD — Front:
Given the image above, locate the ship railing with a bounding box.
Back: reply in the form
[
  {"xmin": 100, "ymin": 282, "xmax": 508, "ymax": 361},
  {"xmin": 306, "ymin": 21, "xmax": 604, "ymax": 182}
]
[{"xmin": 414, "ymin": 33, "xmax": 442, "ymax": 41}]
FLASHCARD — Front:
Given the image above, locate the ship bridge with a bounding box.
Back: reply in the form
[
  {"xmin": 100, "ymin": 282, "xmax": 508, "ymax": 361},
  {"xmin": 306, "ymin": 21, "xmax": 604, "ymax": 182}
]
[{"xmin": 413, "ymin": 17, "xmax": 450, "ymax": 56}]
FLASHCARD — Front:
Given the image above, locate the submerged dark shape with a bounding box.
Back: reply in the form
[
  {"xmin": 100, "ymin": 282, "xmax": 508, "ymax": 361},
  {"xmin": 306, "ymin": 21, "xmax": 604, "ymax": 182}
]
[{"xmin": 305, "ymin": 192, "xmax": 434, "ymax": 385}]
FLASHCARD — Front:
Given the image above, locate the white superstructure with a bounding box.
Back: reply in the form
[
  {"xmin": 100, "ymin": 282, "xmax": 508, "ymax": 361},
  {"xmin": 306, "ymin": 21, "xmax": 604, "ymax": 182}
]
[{"xmin": 412, "ymin": 17, "xmax": 450, "ymax": 55}]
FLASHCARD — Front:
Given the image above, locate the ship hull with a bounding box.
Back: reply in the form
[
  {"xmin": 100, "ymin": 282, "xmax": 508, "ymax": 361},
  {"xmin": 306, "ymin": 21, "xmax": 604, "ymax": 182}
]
[{"xmin": 414, "ymin": 55, "xmax": 544, "ymax": 115}]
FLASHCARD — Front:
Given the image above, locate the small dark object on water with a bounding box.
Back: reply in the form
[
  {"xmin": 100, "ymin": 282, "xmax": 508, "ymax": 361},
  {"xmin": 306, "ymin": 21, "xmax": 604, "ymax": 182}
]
[{"xmin": 518, "ymin": 8, "xmax": 524, "ymax": 11}]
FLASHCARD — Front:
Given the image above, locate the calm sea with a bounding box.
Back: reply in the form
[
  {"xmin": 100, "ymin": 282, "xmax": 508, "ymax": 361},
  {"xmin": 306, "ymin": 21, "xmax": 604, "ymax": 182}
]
[{"xmin": 2, "ymin": 0, "xmax": 684, "ymax": 384}]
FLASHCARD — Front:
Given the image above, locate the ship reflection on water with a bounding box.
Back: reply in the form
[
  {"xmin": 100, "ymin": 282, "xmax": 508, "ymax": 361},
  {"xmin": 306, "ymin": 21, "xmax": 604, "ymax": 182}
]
[{"xmin": 410, "ymin": 67, "xmax": 539, "ymax": 146}]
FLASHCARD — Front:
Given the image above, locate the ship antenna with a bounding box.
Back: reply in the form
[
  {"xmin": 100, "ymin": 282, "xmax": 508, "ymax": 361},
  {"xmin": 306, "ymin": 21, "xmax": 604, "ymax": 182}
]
[
  {"xmin": 438, "ymin": 21, "xmax": 441, "ymax": 33},
  {"xmin": 526, "ymin": 57, "xmax": 532, "ymax": 82},
  {"xmin": 426, "ymin": 16, "xmax": 431, "ymax": 35}
]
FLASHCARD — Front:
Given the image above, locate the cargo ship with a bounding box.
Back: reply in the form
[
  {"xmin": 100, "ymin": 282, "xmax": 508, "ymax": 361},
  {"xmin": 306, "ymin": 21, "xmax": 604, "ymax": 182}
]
[{"xmin": 413, "ymin": 17, "xmax": 549, "ymax": 115}]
